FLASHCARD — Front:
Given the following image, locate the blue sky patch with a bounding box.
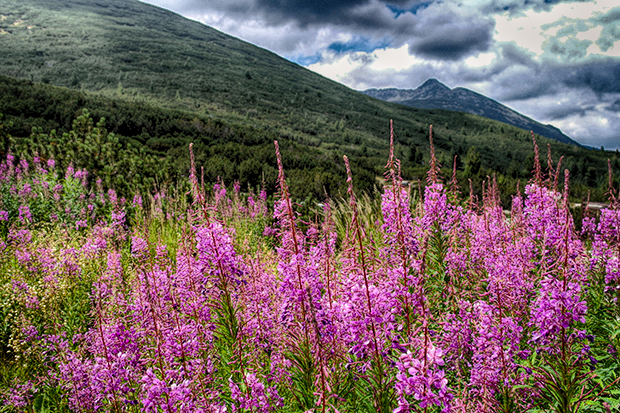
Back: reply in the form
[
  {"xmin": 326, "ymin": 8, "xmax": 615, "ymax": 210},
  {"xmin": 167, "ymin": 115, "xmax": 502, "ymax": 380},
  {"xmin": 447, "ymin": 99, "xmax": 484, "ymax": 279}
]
[
  {"xmin": 286, "ymin": 53, "xmax": 323, "ymax": 66},
  {"xmin": 327, "ymin": 38, "xmax": 391, "ymax": 54},
  {"xmin": 387, "ymin": 2, "xmax": 431, "ymax": 17}
]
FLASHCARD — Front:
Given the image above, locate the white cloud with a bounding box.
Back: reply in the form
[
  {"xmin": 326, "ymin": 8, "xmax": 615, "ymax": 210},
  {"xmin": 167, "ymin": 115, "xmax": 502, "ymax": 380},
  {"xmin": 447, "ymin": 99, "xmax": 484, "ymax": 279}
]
[
  {"xmin": 504, "ymin": 88, "xmax": 620, "ymax": 148},
  {"xmin": 576, "ymin": 26, "xmax": 602, "ymax": 42},
  {"xmin": 553, "ymin": 111, "xmax": 620, "ymax": 149},
  {"xmin": 588, "ymin": 39, "xmax": 620, "ymax": 57},
  {"xmin": 495, "ymin": 10, "xmax": 558, "ymax": 57},
  {"xmin": 494, "ymin": 0, "xmax": 619, "ymax": 61},
  {"xmin": 369, "ymin": 45, "xmax": 417, "ymax": 71},
  {"xmin": 465, "ymin": 52, "xmax": 497, "ymax": 68},
  {"xmin": 307, "ymin": 51, "xmax": 368, "ymax": 83}
]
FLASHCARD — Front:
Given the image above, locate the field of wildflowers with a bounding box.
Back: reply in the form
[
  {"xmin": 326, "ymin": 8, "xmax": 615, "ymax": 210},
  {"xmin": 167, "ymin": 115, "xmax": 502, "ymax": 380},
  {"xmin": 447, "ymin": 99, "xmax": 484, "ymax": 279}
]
[{"xmin": 1, "ymin": 123, "xmax": 619, "ymax": 413}]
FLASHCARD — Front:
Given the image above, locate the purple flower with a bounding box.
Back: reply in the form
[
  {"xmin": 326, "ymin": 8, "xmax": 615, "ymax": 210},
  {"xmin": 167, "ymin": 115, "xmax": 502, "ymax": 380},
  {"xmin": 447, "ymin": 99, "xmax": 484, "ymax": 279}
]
[
  {"xmin": 131, "ymin": 236, "xmax": 149, "ymax": 258},
  {"xmin": 18, "ymin": 205, "xmax": 31, "ymax": 223},
  {"xmin": 2, "ymin": 379, "xmax": 36, "ymax": 409},
  {"xmin": 133, "ymin": 195, "xmax": 143, "ymax": 209},
  {"xmin": 395, "ymin": 344, "xmax": 452, "ymax": 412}
]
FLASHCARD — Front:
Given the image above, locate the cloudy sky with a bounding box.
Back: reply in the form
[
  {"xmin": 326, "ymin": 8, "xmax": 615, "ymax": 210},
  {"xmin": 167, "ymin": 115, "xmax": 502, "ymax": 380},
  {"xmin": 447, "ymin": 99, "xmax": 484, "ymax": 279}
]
[{"xmin": 141, "ymin": 0, "xmax": 620, "ymax": 149}]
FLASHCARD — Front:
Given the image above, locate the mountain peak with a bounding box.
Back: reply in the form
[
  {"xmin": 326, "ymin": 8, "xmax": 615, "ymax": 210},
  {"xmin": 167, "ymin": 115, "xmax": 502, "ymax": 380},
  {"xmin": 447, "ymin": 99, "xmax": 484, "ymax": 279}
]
[
  {"xmin": 419, "ymin": 78, "xmax": 451, "ymax": 91},
  {"xmin": 363, "ymin": 79, "xmax": 581, "ymax": 147}
]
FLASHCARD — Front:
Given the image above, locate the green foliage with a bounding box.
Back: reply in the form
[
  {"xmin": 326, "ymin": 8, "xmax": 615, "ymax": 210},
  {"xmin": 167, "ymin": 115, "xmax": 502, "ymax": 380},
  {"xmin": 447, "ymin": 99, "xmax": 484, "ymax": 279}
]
[
  {"xmin": 284, "ymin": 336, "xmax": 318, "ymax": 411},
  {"xmin": 465, "ymin": 146, "xmax": 482, "ymax": 178},
  {"xmin": 529, "ymin": 348, "xmax": 604, "ymax": 413}
]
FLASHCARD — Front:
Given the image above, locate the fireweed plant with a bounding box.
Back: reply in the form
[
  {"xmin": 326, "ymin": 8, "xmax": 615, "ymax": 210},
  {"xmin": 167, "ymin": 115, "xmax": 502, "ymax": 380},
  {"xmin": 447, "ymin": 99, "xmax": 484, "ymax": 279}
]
[{"xmin": 1, "ymin": 124, "xmax": 619, "ymax": 413}]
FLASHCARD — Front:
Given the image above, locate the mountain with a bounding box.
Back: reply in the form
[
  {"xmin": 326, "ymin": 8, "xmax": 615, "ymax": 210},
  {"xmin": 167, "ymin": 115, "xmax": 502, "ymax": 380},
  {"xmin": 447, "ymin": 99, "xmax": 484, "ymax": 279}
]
[
  {"xmin": 0, "ymin": 0, "xmax": 410, "ymax": 146},
  {"xmin": 364, "ymin": 79, "xmax": 581, "ymax": 147},
  {"xmin": 0, "ymin": 0, "xmax": 615, "ymax": 202}
]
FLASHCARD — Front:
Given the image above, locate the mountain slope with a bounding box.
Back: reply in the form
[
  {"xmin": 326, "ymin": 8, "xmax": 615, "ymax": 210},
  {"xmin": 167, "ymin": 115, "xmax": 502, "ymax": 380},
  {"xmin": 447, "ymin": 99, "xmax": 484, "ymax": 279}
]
[
  {"xmin": 0, "ymin": 0, "xmax": 394, "ymax": 148},
  {"xmin": 364, "ymin": 79, "xmax": 580, "ymax": 146}
]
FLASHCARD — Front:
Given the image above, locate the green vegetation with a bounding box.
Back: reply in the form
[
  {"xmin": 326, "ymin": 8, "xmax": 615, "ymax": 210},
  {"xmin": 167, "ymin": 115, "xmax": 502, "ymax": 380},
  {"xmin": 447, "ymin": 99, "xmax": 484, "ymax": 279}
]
[
  {"xmin": 1, "ymin": 74, "xmax": 617, "ymax": 205},
  {"xmin": 1, "ymin": 143, "xmax": 620, "ymax": 412},
  {"xmin": 2, "ymin": 1, "xmax": 620, "ymax": 411}
]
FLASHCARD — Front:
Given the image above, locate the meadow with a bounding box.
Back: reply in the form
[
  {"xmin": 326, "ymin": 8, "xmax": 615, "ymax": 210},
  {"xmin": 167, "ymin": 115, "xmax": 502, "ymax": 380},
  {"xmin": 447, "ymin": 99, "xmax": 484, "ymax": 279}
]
[{"xmin": 1, "ymin": 123, "xmax": 619, "ymax": 413}]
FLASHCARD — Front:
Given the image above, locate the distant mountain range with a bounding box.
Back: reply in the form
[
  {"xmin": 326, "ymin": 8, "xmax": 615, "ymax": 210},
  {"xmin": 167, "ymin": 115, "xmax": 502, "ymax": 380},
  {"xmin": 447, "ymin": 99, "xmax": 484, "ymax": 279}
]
[{"xmin": 364, "ymin": 79, "xmax": 582, "ymax": 147}]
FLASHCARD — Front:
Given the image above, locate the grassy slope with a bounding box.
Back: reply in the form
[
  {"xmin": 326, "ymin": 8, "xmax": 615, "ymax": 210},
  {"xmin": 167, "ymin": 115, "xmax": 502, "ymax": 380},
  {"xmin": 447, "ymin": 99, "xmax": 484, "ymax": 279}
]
[{"xmin": 0, "ymin": 0, "xmax": 617, "ymax": 201}]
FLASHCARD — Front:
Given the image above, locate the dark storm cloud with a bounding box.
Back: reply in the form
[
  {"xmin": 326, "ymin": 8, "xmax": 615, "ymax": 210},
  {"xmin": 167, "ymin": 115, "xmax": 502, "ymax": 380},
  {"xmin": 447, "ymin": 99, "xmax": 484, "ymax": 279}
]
[
  {"xmin": 492, "ymin": 54, "xmax": 620, "ymax": 102},
  {"xmin": 607, "ymin": 99, "xmax": 620, "ymax": 112},
  {"xmin": 256, "ymin": 0, "xmax": 421, "ymax": 23},
  {"xmin": 149, "ymin": 0, "xmax": 579, "ymax": 26},
  {"xmin": 544, "ymin": 104, "xmax": 596, "ymax": 120},
  {"xmin": 181, "ymin": 0, "xmax": 419, "ymax": 27},
  {"xmin": 497, "ymin": 75, "xmax": 559, "ymax": 101},
  {"xmin": 500, "ymin": 42, "xmax": 537, "ymax": 67},
  {"xmin": 563, "ymin": 60, "xmax": 620, "ymax": 94},
  {"xmin": 387, "ymin": 1, "xmax": 431, "ymax": 16},
  {"xmin": 605, "ymin": 99, "xmax": 620, "ymax": 113},
  {"xmin": 477, "ymin": 0, "xmax": 590, "ymax": 14},
  {"xmin": 254, "ymin": 0, "xmax": 371, "ymax": 25},
  {"xmin": 546, "ymin": 37, "xmax": 592, "ymax": 60},
  {"xmin": 407, "ymin": 5, "xmax": 495, "ymax": 60},
  {"xmin": 281, "ymin": 0, "xmax": 498, "ymax": 60},
  {"xmin": 408, "ymin": 24, "xmax": 494, "ymax": 60}
]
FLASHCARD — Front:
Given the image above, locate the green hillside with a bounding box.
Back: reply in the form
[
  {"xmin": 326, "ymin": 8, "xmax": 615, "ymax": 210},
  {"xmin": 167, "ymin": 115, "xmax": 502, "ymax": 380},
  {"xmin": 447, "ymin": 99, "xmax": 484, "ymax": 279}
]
[
  {"xmin": 0, "ymin": 0, "xmax": 617, "ymax": 202},
  {"xmin": 0, "ymin": 75, "xmax": 365, "ymax": 200}
]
